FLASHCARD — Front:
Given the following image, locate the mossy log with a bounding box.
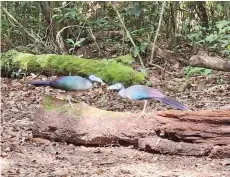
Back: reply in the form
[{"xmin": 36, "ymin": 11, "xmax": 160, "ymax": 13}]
[
  {"xmin": 32, "ymin": 96, "xmax": 230, "ymax": 158},
  {"xmin": 1, "ymin": 50, "xmax": 145, "ymax": 85}
]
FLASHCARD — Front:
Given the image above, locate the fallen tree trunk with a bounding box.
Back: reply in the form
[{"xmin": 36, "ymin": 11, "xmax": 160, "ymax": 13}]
[
  {"xmin": 149, "ymin": 46, "xmax": 230, "ymax": 72},
  {"xmin": 32, "ymin": 96, "xmax": 230, "ymax": 158},
  {"xmin": 189, "ymin": 52, "xmax": 230, "ymax": 72},
  {"xmin": 1, "ymin": 50, "xmax": 145, "ymax": 85}
]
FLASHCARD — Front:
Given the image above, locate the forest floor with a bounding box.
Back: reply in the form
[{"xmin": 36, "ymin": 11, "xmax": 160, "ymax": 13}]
[{"xmin": 1, "ymin": 64, "xmax": 230, "ymax": 176}]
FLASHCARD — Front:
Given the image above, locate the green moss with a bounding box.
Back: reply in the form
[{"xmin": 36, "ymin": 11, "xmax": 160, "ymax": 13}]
[
  {"xmin": 43, "ymin": 96, "xmax": 58, "ymax": 110},
  {"xmin": 14, "ymin": 53, "xmax": 37, "ymax": 70},
  {"xmin": 2, "ymin": 50, "xmax": 146, "ymax": 85},
  {"xmin": 1, "ymin": 50, "xmax": 19, "ymax": 70},
  {"xmin": 112, "ymin": 54, "xmax": 134, "ymax": 65},
  {"xmin": 43, "ymin": 96, "xmax": 81, "ymax": 116},
  {"xmin": 36, "ymin": 54, "xmax": 56, "ymax": 68}
]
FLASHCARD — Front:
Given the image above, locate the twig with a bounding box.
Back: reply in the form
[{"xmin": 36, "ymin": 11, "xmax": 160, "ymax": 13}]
[
  {"xmin": 121, "ymin": 17, "xmax": 125, "ymax": 55},
  {"xmin": 56, "ymin": 25, "xmax": 86, "ymax": 44},
  {"xmin": 87, "ymin": 25, "xmax": 101, "ymax": 55},
  {"xmin": 56, "ymin": 25, "xmax": 87, "ymax": 54},
  {"xmin": 76, "ymin": 22, "xmax": 86, "ymax": 41},
  {"xmin": 2, "ymin": 7, "xmax": 41, "ymax": 43},
  {"xmin": 149, "ymin": 62, "xmax": 173, "ymax": 75},
  {"xmin": 112, "ymin": 4, "xmax": 145, "ymax": 69},
  {"xmin": 149, "ymin": 1, "xmax": 166, "ymax": 64}
]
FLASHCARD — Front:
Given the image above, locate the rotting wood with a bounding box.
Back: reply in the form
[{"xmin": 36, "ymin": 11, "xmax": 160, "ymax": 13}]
[
  {"xmin": 32, "ymin": 96, "xmax": 230, "ymax": 158},
  {"xmin": 189, "ymin": 54, "xmax": 230, "ymax": 72}
]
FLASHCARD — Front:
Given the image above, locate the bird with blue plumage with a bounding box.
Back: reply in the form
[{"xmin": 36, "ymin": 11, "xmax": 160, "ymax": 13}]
[
  {"xmin": 29, "ymin": 75, "xmax": 104, "ymax": 107},
  {"xmin": 107, "ymin": 83, "xmax": 188, "ymax": 118}
]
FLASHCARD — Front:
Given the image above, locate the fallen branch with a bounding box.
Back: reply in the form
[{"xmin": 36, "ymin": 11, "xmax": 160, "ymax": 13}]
[
  {"xmin": 147, "ymin": 45, "xmax": 230, "ymax": 72},
  {"xmin": 189, "ymin": 53, "xmax": 230, "ymax": 72},
  {"xmin": 32, "ymin": 96, "xmax": 230, "ymax": 158}
]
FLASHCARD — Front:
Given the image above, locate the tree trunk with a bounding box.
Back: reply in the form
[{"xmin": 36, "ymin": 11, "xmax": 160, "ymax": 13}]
[
  {"xmin": 32, "ymin": 96, "xmax": 230, "ymax": 158},
  {"xmin": 170, "ymin": 2, "xmax": 176, "ymax": 38},
  {"xmin": 196, "ymin": 2, "xmax": 209, "ymax": 29}
]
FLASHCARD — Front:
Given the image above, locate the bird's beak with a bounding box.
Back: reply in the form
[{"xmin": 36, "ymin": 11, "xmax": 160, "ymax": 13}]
[
  {"xmin": 107, "ymin": 85, "xmax": 116, "ymax": 90},
  {"xmin": 101, "ymin": 82, "xmax": 106, "ymax": 86},
  {"xmin": 91, "ymin": 76, "xmax": 105, "ymax": 85}
]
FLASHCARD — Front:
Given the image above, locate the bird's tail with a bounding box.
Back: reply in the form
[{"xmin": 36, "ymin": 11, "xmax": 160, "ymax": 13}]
[
  {"xmin": 155, "ymin": 97, "xmax": 189, "ymax": 110},
  {"xmin": 29, "ymin": 80, "xmax": 51, "ymax": 87}
]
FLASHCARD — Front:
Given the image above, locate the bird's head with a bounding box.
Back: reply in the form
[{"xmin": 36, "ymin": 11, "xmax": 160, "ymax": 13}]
[
  {"xmin": 107, "ymin": 83, "xmax": 124, "ymax": 91},
  {"xmin": 88, "ymin": 75, "xmax": 105, "ymax": 85}
]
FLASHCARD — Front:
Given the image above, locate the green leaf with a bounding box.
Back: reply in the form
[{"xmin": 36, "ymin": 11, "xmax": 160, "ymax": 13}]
[
  {"xmin": 216, "ymin": 20, "xmax": 230, "ymax": 30},
  {"xmin": 185, "ymin": 66, "xmax": 212, "ymax": 78},
  {"xmin": 66, "ymin": 39, "xmax": 75, "ymax": 45},
  {"xmin": 132, "ymin": 46, "xmax": 139, "ymax": 57},
  {"xmin": 201, "ymin": 68, "xmax": 212, "ymax": 75},
  {"xmin": 74, "ymin": 38, "xmax": 85, "ymax": 47},
  {"xmin": 64, "ymin": 9, "xmax": 78, "ymax": 19},
  {"xmin": 127, "ymin": 3, "xmax": 141, "ymax": 17},
  {"xmin": 205, "ymin": 34, "xmax": 218, "ymax": 43}
]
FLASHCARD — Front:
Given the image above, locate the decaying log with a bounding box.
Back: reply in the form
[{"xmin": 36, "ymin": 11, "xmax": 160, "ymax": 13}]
[
  {"xmin": 147, "ymin": 45, "xmax": 230, "ymax": 72},
  {"xmin": 189, "ymin": 52, "xmax": 230, "ymax": 72},
  {"xmin": 1, "ymin": 50, "xmax": 145, "ymax": 85},
  {"xmin": 32, "ymin": 96, "xmax": 230, "ymax": 158}
]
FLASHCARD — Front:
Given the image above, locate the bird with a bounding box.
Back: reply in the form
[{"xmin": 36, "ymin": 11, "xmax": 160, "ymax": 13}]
[
  {"xmin": 107, "ymin": 83, "xmax": 188, "ymax": 118},
  {"xmin": 29, "ymin": 75, "xmax": 104, "ymax": 107}
]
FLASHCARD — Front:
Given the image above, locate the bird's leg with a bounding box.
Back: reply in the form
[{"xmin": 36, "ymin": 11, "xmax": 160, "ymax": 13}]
[
  {"xmin": 138, "ymin": 100, "xmax": 148, "ymax": 119},
  {"xmin": 68, "ymin": 97, "xmax": 74, "ymax": 108},
  {"xmin": 67, "ymin": 94, "xmax": 74, "ymax": 108}
]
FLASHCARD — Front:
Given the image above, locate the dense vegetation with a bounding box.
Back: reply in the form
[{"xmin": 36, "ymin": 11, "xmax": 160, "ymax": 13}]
[{"xmin": 1, "ymin": 1, "xmax": 230, "ymax": 65}]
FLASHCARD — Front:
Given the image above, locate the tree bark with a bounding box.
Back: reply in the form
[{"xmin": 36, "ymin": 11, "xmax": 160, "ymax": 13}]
[
  {"xmin": 196, "ymin": 1, "xmax": 209, "ymax": 29},
  {"xmin": 32, "ymin": 96, "xmax": 230, "ymax": 158},
  {"xmin": 189, "ymin": 52, "xmax": 230, "ymax": 72}
]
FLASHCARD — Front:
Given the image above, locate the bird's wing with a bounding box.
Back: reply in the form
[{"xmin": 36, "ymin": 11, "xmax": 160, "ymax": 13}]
[
  {"xmin": 124, "ymin": 85, "xmax": 162, "ymax": 100},
  {"xmin": 50, "ymin": 76, "xmax": 92, "ymax": 91}
]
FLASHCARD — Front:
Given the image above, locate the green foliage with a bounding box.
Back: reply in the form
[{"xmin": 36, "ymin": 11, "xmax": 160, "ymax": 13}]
[
  {"xmin": 216, "ymin": 76, "xmax": 225, "ymax": 84},
  {"xmin": 52, "ymin": 7, "xmax": 83, "ymax": 22},
  {"xmin": 186, "ymin": 20, "xmax": 230, "ymax": 58},
  {"xmin": 131, "ymin": 42, "xmax": 149, "ymax": 57},
  {"xmin": 185, "ymin": 66, "xmax": 212, "ymax": 78},
  {"xmin": 1, "ymin": 1, "xmax": 230, "ymax": 65},
  {"xmin": 66, "ymin": 38, "xmax": 86, "ymax": 53}
]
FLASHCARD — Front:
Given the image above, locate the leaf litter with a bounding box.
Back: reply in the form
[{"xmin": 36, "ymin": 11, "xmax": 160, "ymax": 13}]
[{"xmin": 1, "ymin": 68, "xmax": 230, "ymax": 176}]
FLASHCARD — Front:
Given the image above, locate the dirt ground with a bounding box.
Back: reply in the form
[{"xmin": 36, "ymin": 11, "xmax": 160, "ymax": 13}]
[{"xmin": 1, "ymin": 68, "xmax": 230, "ymax": 176}]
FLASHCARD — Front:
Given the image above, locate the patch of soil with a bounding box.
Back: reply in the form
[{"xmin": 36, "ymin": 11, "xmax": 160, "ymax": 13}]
[{"xmin": 1, "ymin": 69, "xmax": 230, "ymax": 176}]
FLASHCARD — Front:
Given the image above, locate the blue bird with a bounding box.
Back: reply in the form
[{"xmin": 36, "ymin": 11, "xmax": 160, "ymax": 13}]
[
  {"xmin": 107, "ymin": 83, "xmax": 188, "ymax": 117},
  {"xmin": 30, "ymin": 75, "xmax": 104, "ymax": 107}
]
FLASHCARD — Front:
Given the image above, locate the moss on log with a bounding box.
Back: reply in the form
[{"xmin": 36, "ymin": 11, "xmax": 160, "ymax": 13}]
[{"xmin": 1, "ymin": 50, "xmax": 145, "ymax": 85}]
